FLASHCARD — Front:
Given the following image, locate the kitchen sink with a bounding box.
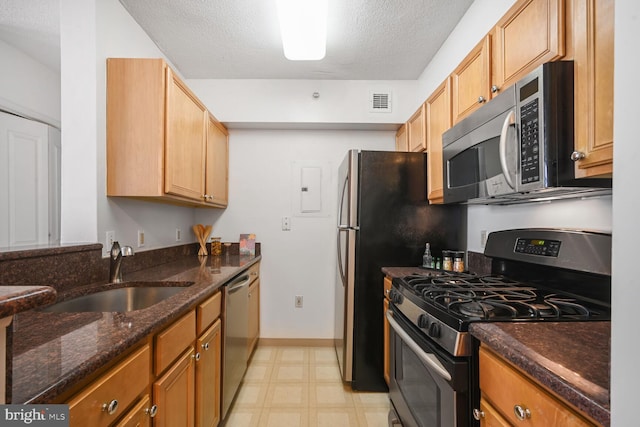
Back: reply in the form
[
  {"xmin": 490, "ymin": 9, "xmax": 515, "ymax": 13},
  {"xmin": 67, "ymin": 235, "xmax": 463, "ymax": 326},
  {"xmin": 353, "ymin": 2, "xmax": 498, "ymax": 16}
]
[{"xmin": 40, "ymin": 281, "xmax": 194, "ymax": 313}]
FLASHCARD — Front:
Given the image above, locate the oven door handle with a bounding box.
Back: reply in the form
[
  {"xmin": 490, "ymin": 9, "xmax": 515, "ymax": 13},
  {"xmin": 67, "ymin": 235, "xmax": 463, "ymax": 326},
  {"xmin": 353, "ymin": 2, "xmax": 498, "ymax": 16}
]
[{"xmin": 386, "ymin": 310, "xmax": 452, "ymax": 382}]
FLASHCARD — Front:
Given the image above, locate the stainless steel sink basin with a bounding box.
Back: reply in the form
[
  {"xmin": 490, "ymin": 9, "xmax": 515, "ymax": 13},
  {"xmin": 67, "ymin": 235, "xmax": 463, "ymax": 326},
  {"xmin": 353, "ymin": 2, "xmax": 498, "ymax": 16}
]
[{"xmin": 40, "ymin": 282, "xmax": 194, "ymax": 313}]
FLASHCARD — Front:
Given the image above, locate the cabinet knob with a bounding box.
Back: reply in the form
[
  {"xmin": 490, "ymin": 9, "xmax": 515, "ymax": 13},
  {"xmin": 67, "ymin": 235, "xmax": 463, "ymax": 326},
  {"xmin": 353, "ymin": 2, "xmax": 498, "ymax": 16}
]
[
  {"xmin": 513, "ymin": 404, "xmax": 531, "ymax": 420},
  {"xmin": 473, "ymin": 408, "xmax": 485, "ymax": 420},
  {"xmin": 201, "ymin": 342, "xmax": 210, "ymax": 351},
  {"xmin": 491, "ymin": 85, "xmax": 500, "ymax": 93},
  {"xmin": 571, "ymin": 151, "xmax": 586, "ymax": 161},
  {"xmin": 478, "ymin": 96, "xmax": 487, "ymax": 103},
  {"xmin": 145, "ymin": 404, "xmax": 158, "ymax": 418},
  {"xmin": 101, "ymin": 399, "xmax": 118, "ymax": 415},
  {"xmin": 193, "ymin": 352, "xmax": 201, "ymax": 362}
]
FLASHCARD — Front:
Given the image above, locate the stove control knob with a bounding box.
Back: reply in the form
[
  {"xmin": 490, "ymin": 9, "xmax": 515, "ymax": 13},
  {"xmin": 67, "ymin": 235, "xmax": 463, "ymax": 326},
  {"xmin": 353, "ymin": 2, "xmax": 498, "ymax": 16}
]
[
  {"xmin": 428, "ymin": 322, "xmax": 441, "ymax": 338},
  {"xmin": 417, "ymin": 314, "xmax": 429, "ymax": 329},
  {"xmin": 390, "ymin": 290, "xmax": 404, "ymax": 305}
]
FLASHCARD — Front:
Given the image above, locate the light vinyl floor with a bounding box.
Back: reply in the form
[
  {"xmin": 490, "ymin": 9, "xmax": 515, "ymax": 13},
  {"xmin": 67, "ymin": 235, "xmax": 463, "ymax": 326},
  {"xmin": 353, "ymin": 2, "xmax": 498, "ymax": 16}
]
[{"xmin": 224, "ymin": 344, "xmax": 391, "ymax": 427}]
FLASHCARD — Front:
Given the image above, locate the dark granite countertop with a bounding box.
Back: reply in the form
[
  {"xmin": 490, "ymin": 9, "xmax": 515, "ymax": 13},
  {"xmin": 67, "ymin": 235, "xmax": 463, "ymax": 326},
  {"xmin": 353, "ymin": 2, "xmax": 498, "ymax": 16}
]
[
  {"xmin": 470, "ymin": 322, "xmax": 610, "ymax": 427},
  {"xmin": 8, "ymin": 253, "xmax": 260, "ymax": 404},
  {"xmin": 381, "ymin": 266, "xmax": 427, "ymax": 278},
  {"xmin": 0, "ymin": 286, "xmax": 57, "ymax": 318}
]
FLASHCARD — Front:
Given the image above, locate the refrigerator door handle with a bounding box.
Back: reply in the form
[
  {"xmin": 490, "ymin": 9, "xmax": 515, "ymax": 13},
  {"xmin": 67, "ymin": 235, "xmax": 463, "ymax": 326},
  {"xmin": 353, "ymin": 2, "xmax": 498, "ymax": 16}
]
[
  {"xmin": 337, "ymin": 229, "xmax": 346, "ymax": 286},
  {"xmin": 337, "ymin": 174, "xmax": 349, "ymax": 229}
]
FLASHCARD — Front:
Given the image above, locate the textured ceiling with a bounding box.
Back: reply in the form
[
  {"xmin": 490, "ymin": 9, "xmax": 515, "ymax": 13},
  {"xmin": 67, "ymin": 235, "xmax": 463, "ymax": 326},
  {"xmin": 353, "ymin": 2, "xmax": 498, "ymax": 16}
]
[
  {"xmin": 0, "ymin": 0, "xmax": 474, "ymax": 80},
  {"xmin": 119, "ymin": 0, "xmax": 474, "ymax": 80}
]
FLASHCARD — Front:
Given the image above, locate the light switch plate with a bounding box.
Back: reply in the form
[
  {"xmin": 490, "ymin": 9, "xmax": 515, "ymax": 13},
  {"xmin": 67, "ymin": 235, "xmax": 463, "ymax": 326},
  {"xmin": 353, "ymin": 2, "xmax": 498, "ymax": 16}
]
[{"xmin": 282, "ymin": 217, "xmax": 291, "ymax": 231}]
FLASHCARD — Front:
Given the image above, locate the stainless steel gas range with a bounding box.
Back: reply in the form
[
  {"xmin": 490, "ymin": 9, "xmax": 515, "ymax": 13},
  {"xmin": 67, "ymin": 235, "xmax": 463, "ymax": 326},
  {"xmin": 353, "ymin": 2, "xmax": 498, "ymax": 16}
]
[{"xmin": 386, "ymin": 229, "xmax": 611, "ymax": 427}]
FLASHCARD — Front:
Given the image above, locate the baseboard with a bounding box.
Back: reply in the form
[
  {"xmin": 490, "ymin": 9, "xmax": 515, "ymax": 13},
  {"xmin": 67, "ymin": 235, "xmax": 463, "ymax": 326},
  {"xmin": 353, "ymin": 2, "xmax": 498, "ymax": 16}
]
[{"xmin": 257, "ymin": 338, "xmax": 334, "ymax": 347}]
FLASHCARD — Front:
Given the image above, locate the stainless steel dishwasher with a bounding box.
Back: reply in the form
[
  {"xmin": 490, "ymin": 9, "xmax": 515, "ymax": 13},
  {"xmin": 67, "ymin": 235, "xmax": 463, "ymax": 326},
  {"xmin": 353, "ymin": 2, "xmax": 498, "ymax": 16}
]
[{"xmin": 222, "ymin": 273, "xmax": 251, "ymax": 419}]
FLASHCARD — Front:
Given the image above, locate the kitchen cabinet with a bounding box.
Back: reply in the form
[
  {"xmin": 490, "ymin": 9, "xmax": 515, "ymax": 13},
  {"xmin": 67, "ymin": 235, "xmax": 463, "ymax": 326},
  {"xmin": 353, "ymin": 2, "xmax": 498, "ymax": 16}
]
[
  {"xmin": 107, "ymin": 58, "xmax": 228, "ymax": 208},
  {"xmin": 492, "ymin": 0, "xmax": 565, "ymax": 94},
  {"xmin": 114, "ymin": 394, "xmax": 153, "ymax": 427},
  {"xmin": 205, "ymin": 114, "xmax": 229, "ymax": 206},
  {"xmin": 477, "ymin": 346, "xmax": 596, "ymax": 427},
  {"xmin": 407, "ymin": 104, "xmax": 427, "ymax": 152},
  {"xmin": 383, "ymin": 276, "xmax": 392, "ymax": 385},
  {"xmin": 67, "ymin": 344, "xmax": 152, "ymax": 427},
  {"xmin": 425, "ymin": 78, "xmax": 452, "ymax": 204},
  {"xmin": 570, "ymin": 0, "xmax": 614, "ymax": 178},
  {"xmin": 395, "ymin": 124, "xmax": 408, "ymax": 152},
  {"xmin": 451, "ymin": 35, "xmax": 491, "ymax": 123},
  {"xmin": 196, "ymin": 319, "xmax": 222, "ymax": 427},
  {"xmin": 247, "ymin": 262, "xmax": 261, "ymax": 356},
  {"xmin": 153, "ymin": 348, "xmax": 196, "ymax": 427}
]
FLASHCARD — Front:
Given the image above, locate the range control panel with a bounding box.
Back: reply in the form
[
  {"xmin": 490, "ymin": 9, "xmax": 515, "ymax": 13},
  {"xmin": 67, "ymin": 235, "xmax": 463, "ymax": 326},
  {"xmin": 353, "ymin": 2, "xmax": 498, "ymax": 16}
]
[{"xmin": 515, "ymin": 238, "xmax": 561, "ymax": 257}]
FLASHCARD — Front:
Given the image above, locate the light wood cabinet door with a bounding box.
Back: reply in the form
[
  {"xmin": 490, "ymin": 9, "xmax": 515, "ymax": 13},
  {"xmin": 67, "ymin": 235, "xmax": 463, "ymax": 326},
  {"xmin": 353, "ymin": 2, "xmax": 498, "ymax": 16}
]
[
  {"xmin": 196, "ymin": 319, "xmax": 222, "ymax": 427},
  {"xmin": 451, "ymin": 35, "xmax": 491, "ymax": 123},
  {"xmin": 476, "ymin": 398, "xmax": 511, "ymax": 427},
  {"xmin": 571, "ymin": 0, "xmax": 614, "ymax": 177},
  {"xmin": 479, "ymin": 347, "xmax": 596, "ymax": 427},
  {"xmin": 492, "ymin": 0, "xmax": 565, "ymax": 93},
  {"xmin": 114, "ymin": 394, "xmax": 153, "ymax": 427},
  {"xmin": 383, "ymin": 297, "xmax": 390, "ymax": 386},
  {"xmin": 164, "ymin": 67, "xmax": 207, "ymax": 200},
  {"xmin": 395, "ymin": 124, "xmax": 408, "ymax": 152},
  {"xmin": 426, "ymin": 78, "xmax": 452, "ymax": 204},
  {"xmin": 248, "ymin": 279, "xmax": 260, "ymax": 356},
  {"xmin": 68, "ymin": 345, "xmax": 151, "ymax": 427},
  {"xmin": 205, "ymin": 115, "xmax": 229, "ymax": 206},
  {"xmin": 153, "ymin": 348, "xmax": 196, "ymax": 427},
  {"xmin": 407, "ymin": 104, "xmax": 427, "ymax": 152},
  {"xmin": 155, "ymin": 310, "xmax": 196, "ymax": 376}
]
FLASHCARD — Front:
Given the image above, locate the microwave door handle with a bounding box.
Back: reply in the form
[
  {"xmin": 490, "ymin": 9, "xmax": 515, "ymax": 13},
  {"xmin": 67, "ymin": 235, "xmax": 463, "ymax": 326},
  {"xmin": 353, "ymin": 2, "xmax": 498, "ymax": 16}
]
[{"xmin": 499, "ymin": 110, "xmax": 516, "ymax": 189}]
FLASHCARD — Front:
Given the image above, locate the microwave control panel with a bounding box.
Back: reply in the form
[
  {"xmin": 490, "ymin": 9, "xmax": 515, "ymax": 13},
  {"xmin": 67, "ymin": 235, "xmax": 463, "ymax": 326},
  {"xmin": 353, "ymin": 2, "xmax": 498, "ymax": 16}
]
[{"xmin": 519, "ymin": 99, "xmax": 540, "ymax": 184}]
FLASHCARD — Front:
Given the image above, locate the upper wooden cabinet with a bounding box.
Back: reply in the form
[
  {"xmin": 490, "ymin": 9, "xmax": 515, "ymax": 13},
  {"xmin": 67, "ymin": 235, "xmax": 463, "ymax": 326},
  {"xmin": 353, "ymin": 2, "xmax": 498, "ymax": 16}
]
[
  {"xmin": 571, "ymin": 0, "xmax": 614, "ymax": 177},
  {"xmin": 107, "ymin": 58, "xmax": 228, "ymax": 208},
  {"xmin": 407, "ymin": 104, "xmax": 427, "ymax": 152},
  {"xmin": 492, "ymin": 0, "xmax": 565, "ymax": 94},
  {"xmin": 426, "ymin": 78, "xmax": 452, "ymax": 204},
  {"xmin": 205, "ymin": 115, "xmax": 229, "ymax": 206},
  {"xmin": 451, "ymin": 35, "xmax": 491, "ymax": 123},
  {"xmin": 395, "ymin": 124, "xmax": 408, "ymax": 152}
]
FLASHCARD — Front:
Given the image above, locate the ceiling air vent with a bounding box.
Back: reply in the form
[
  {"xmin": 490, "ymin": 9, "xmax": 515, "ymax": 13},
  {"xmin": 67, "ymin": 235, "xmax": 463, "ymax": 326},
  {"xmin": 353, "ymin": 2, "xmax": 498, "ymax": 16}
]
[{"xmin": 369, "ymin": 90, "xmax": 392, "ymax": 113}]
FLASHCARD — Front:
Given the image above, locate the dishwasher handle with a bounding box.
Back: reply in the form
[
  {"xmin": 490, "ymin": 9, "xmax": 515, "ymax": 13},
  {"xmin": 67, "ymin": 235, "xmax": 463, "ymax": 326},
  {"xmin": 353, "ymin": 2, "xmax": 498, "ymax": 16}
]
[{"xmin": 227, "ymin": 275, "xmax": 250, "ymax": 294}]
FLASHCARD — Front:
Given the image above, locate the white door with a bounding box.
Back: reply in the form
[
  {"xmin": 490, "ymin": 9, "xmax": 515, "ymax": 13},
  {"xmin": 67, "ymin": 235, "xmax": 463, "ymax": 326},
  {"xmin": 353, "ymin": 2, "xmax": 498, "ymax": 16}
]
[{"xmin": 0, "ymin": 111, "xmax": 50, "ymax": 247}]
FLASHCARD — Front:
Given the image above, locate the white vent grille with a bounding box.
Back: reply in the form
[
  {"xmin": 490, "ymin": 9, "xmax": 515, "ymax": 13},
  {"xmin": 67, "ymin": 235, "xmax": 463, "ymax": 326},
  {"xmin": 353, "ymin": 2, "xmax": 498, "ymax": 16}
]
[{"xmin": 369, "ymin": 91, "xmax": 392, "ymax": 113}]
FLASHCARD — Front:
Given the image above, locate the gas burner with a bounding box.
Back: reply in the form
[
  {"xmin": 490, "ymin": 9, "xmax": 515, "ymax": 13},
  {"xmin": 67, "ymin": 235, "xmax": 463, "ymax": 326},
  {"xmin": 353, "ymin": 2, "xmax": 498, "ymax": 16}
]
[{"xmin": 456, "ymin": 301, "xmax": 495, "ymax": 318}]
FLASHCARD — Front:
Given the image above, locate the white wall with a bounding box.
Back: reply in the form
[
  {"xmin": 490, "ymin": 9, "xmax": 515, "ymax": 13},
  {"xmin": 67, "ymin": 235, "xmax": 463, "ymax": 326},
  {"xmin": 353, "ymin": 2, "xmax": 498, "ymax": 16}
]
[
  {"xmin": 611, "ymin": 1, "xmax": 640, "ymax": 425},
  {"xmin": 195, "ymin": 130, "xmax": 394, "ymax": 338},
  {"xmin": 0, "ymin": 39, "xmax": 61, "ymax": 128}
]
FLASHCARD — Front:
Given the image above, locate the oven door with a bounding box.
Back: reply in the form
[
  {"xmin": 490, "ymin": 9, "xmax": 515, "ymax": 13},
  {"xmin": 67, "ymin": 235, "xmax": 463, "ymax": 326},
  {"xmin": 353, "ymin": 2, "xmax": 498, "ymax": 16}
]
[{"xmin": 386, "ymin": 308, "xmax": 471, "ymax": 427}]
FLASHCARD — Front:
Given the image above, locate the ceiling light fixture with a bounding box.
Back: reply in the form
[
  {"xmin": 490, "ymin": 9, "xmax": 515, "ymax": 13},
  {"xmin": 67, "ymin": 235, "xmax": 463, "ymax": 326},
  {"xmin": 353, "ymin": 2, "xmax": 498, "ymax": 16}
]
[{"xmin": 276, "ymin": 0, "xmax": 328, "ymax": 61}]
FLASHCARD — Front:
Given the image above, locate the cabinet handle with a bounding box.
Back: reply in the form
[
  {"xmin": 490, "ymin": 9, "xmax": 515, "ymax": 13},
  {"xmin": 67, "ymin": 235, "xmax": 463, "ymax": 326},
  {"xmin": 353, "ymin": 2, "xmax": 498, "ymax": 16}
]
[
  {"xmin": 473, "ymin": 408, "xmax": 485, "ymax": 420},
  {"xmin": 571, "ymin": 151, "xmax": 586, "ymax": 161},
  {"xmin": 201, "ymin": 342, "xmax": 210, "ymax": 351},
  {"xmin": 478, "ymin": 96, "xmax": 487, "ymax": 103},
  {"xmin": 101, "ymin": 399, "xmax": 118, "ymax": 415},
  {"xmin": 491, "ymin": 85, "xmax": 500, "ymax": 93},
  {"xmin": 145, "ymin": 405, "xmax": 158, "ymax": 418},
  {"xmin": 193, "ymin": 352, "xmax": 201, "ymax": 362},
  {"xmin": 513, "ymin": 404, "xmax": 531, "ymax": 421}
]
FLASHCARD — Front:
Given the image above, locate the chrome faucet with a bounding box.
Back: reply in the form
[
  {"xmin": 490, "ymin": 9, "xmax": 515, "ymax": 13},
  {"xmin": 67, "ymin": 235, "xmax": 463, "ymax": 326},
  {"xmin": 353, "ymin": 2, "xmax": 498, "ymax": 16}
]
[{"xmin": 109, "ymin": 241, "xmax": 134, "ymax": 283}]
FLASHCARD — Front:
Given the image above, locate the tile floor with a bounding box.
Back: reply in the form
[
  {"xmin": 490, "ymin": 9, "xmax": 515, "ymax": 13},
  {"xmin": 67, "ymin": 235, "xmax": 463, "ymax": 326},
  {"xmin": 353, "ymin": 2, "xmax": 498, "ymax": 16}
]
[{"xmin": 224, "ymin": 344, "xmax": 391, "ymax": 427}]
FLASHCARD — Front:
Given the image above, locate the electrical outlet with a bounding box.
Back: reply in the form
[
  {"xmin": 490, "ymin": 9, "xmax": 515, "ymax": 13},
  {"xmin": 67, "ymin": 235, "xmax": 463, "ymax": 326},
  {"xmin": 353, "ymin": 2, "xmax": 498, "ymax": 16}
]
[
  {"xmin": 176, "ymin": 228, "xmax": 182, "ymax": 242},
  {"xmin": 105, "ymin": 231, "xmax": 115, "ymax": 253},
  {"xmin": 137, "ymin": 230, "xmax": 145, "ymax": 247},
  {"xmin": 480, "ymin": 230, "xmax": 488, "ymax": 247},
  {"xmin": 295, "ymin": 295, "xmax": 303, "ymax": 308}
]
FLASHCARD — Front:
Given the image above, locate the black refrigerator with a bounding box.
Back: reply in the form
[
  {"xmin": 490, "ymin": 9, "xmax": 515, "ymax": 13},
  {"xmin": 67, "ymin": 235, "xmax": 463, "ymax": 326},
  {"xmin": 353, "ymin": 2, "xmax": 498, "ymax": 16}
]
[{"xmin": 334, "ymin": 150, "xmax": 466, "ymax": 391}]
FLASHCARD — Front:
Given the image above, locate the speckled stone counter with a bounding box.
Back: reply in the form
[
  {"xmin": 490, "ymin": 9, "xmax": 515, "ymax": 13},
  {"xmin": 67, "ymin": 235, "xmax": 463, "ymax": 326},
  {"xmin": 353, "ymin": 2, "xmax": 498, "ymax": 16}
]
[
  {"xmin": 0, "ymin": 286, "xmax": 57, "ymax": 318},
  {"xmin": 470, "ymin": 322, "xmax": 610, "ymax": 426},
  {"xmin": 8, "ymin": 253, "xmax": 260, "ymax": 404},
  {"xmin": 381, "ymin": 266, "xmax": 427, "ymax": 278}
]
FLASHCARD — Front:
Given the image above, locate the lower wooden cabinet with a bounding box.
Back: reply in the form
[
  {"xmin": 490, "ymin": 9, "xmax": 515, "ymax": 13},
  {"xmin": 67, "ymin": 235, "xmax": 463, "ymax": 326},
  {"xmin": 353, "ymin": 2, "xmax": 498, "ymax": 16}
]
[
  {"xmin": 68, "ymin": 344, "xmax": 151, "ymax": 427},
  {"xmin": 114, "ymin": 394, "xmax": 153, "ymax": 427},
  {"xmin": 383, "ymin": 276, "xmax": 392, "ymax": 385},
  {"xmin": 247, "ymin": 262, "xmax": 261, "ymax": 357},
  {"xmin": 153, "ymin": 348, "xmax": 196, "ymax": 427},
  {"xmin": 196, "ymin": 319, "xmax": 222, "ymax": 427},
  {"xmin": 478, "ymin": 346, "xmax": 596, "ymax": 427}
]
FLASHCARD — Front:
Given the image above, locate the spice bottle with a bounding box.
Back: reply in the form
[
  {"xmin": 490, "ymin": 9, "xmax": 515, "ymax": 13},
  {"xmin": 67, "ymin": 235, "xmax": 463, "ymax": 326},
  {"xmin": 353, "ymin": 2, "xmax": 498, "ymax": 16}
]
[
  {"xmin": 442, "ymin": 250, "xmax": 453, "ymax": 271},
  {"xmin": 422, "ymin": 243, "xmax": 434, "ymax": 268},
  {"xmin": 453, "ymin": 251, "xmax": 465, "ymax": 272}
]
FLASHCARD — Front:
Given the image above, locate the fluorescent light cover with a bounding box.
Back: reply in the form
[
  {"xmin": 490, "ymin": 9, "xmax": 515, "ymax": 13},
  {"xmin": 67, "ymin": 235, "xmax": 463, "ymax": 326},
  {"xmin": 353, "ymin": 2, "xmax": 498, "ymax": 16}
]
[{"xmin": 276, "ymin": 0, "xmax": 328, "ymax": 60}]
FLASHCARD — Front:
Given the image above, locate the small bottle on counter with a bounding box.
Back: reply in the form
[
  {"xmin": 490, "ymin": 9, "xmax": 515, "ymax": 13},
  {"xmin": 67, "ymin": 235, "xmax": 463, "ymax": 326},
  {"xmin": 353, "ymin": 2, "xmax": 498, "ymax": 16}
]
[
  {"xmin": 453, "ymin": 251, "xmax": 465, "ymax": 272},
  {"xmin": 442, "ymin": 250, "xmax": 453, "ymax": 271},
  {"xmin": 422, "ymin": 243, "xmax": 434, "ymax": 268},
  {"xmin": 435, "ymin": 257, "xmax": 441, "ymax": 270}
]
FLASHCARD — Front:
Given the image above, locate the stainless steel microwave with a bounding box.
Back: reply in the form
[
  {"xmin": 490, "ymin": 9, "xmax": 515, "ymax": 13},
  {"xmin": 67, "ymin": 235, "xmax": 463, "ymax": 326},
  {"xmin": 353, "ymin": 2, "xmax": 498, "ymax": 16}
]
[{"xmin": 442, "ymin": 61, "xmax": 611, "ymax": 204}]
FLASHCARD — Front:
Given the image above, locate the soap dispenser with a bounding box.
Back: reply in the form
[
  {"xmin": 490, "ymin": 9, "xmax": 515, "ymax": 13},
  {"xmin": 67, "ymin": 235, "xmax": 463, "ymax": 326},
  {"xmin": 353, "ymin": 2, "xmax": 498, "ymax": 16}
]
[{"xmin": 422, "ymin": 243, "xmax": 434, "ymax": 268}]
